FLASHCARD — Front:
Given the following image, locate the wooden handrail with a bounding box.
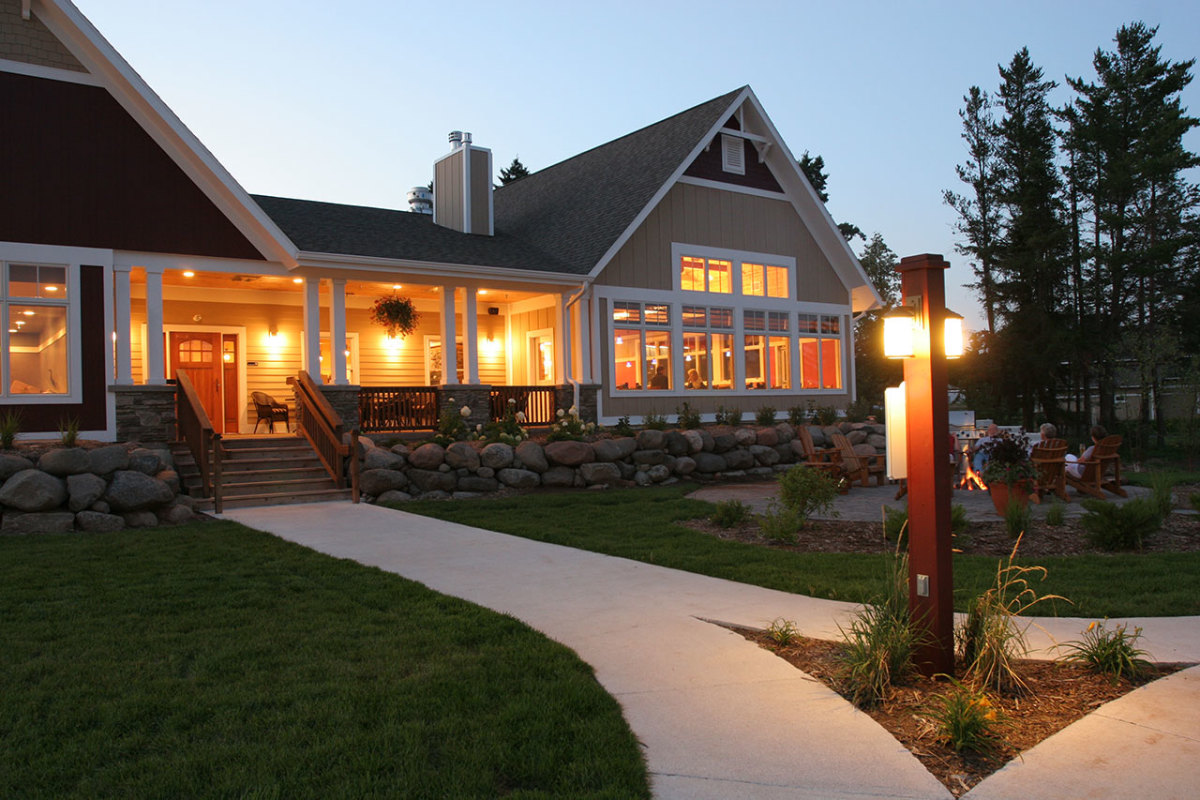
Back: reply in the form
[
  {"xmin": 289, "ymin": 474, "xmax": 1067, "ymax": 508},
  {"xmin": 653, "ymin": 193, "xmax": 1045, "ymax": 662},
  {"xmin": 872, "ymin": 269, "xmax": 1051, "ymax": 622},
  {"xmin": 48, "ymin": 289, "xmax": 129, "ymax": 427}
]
[
  {"xmin": 287, "ymin": 371, "xmax": 360, "ymax": 502},
  {"xmin": 212, "ymin": 434, "xmax": 225, "ymax": 514},
  {"xmin": 175, "ymin": 370, "xmax": 215, "ymax": 498}
]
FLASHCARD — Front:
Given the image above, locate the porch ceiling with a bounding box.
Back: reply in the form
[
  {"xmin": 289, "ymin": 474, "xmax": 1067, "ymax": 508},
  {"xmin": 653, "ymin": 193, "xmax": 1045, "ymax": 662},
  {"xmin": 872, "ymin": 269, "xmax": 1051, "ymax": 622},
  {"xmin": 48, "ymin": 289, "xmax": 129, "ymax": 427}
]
[{"xmin": 158, "ymin": 271, "xmax": 547, "ymax": 304}]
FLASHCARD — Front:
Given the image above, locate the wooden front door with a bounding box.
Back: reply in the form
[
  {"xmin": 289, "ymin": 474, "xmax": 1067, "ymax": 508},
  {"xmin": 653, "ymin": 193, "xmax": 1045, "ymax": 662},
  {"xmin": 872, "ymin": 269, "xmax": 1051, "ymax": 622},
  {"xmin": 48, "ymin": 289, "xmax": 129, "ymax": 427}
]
[{"xmin": 170, "ymin": 331, "xmax": 224, "ymax": 433}]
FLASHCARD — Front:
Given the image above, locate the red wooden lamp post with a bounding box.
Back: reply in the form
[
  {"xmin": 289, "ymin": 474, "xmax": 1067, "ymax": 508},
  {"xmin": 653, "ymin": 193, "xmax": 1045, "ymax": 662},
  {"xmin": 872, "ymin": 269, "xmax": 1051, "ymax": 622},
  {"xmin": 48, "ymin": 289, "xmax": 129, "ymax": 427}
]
[{"xmin": 885, "ymin": 254, "xmax": 958, "ymax": 676}]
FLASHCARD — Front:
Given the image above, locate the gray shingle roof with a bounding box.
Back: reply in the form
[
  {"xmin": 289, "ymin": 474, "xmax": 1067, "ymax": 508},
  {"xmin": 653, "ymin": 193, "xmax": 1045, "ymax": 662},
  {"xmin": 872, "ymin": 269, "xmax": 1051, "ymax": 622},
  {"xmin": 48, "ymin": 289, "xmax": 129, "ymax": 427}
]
[{"xmin": 253, "ymin": 87, "xmax": 745, "ymax": 276}]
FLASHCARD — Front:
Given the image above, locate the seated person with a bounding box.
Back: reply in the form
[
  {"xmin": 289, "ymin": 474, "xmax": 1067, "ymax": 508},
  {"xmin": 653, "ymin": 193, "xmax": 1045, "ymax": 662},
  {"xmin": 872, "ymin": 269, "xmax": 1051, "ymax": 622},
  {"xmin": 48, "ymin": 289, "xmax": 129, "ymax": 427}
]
[
  {"xmin": 649, "ymin": 365, "xmax": 669, "ymax": 389},
  {"xmin": 1065, "ymin": 424, "xmax": 1107, "ymax": 479},
  {"xmin": 971, "ymin": 423, "xmax": 1000, "ymax": 471},
  {"xmin": 1029, "ymin": 422, "xmax": 1057, "ymax": 452},
  {"xmin": 685, "ymin": 369, "xmax": 705, "ymax": 390}
]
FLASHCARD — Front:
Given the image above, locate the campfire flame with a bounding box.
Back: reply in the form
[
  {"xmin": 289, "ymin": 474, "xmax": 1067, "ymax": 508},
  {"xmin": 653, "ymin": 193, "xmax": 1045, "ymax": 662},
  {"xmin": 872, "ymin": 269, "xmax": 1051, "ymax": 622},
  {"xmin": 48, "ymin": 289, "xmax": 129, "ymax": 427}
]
[{"xmin": 958, "ymin": 444, "xmax": 988, "ymax": 491}]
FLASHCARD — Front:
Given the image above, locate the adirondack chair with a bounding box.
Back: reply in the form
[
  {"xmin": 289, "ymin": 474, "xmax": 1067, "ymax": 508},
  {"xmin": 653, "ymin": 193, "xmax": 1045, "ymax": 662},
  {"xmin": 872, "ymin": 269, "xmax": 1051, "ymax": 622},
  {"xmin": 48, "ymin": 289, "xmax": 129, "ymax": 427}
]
[
  {"xmin": 796, "ymin": 426, "xmax": 840, "ymax": 466},
  {"xmin": 1065, "ymin": 435, "xmax": 1126, "ymax": 499},
  {"xmin": 1030, "ymin": 441, "xmax": 1070, "ymax": 503},
  {"xmin": 830, "ymin": 432, "xmax": 887, "ymax": 488}
]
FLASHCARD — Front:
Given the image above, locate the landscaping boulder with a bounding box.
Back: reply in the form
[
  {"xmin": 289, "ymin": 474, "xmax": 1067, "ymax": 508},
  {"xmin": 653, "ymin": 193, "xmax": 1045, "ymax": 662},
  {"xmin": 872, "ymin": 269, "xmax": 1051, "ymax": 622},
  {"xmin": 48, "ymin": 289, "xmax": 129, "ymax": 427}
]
[
  {"xmin": 0, "ymin": 453, "xmax": 34, "ymax": 480},
  {"xmin": 579, "ymin": 462, "xmax": 621, "ymax": 485},
  {"xmin": 103, "ymin": 470, "xmax": 174, "ymax": 512},
  {"xmin": 681, "ymin": 429, "xmax": 704, "ymax": 454},
  {"xmin": 0, "ymin": 469, "xmax": 66, "ymax": 511},
  {"xmin": 806, "ymin": 426, "xmax": 829, "ymax": 447},
  {"xmin": 755, "ymin": 427, "xmax": 779, "ymax": 447},
  {"xmin": 733, "ymin": 427, "xmax": 757, "ymax": 446},
  {"xmin": 711, "ymin": 434, "xmax": 737, "ymax": 453},
  {"xmin": 592, "ymin": 437, "xmax": 636, "ymax": 462},
  {"xmin": 647, "ymin": 464, "xmax": 671, "ymax": 483},
  {"xmin": 544, "ymin": 440, "xmax": 594, "ymax": 467},
  {"xmin": 155, "ymin": 469, "xmax": 181, "ymax": 495},
  {"xmin": 750, "ymin": 444, "xmax": 781, "ymax": 466},
  {"xmin": 515, "ymin": 441, "xmax": 548, "ymax": 473},
  {"xmin": 67, "ymin": 472, "xmax": 107, "ymax": 512},
  {"xmin": 364, "ymin": 448, "xmax": 406, "ymax": 471},
  {"xmin": 633, "ymin": 470, "xmax": 652, "ymax": 486},
  {"xmin": 846, "ymin": 429, "xmax": 869, "ymax": 446},
  {"xmin": 673, "ymin": 456, "xmax": 697, "ymax": 476},
  {"xmin": 389, "ymin": 443, "xmax": 411, "ymax": 457},
  {"xmin": 664, "ymin": 431, "xmax": 689, "ymax": 457},
  {"xmin": 406, "ymin": 469, "xmax": 457, "ymax": 494},
  {"xmin": 867, "ymin": 434, "xmax": 887, "ymax": 450},
  {"xmin": 693, "ymin": 452, "xmax": 727, "ymax": 473},
  {"xmin": 540, "ymin": 466, "xmax": 577, "ymax": 487},
  {"xmin": 122, "ymin": 510, "xmax": 159, "ymax": 528},
  {"xmin": 774, "ymin": 423, "xmax": 795, "ymax": 443},
  {"xmin": 480, "ymin": 443, "xmax": 514, "ymax": 470},
  {"xmin": 158, "ymin": 503, "xmax": 194, "ymax": 525},
  {"xmin": 408, "ymin": 443, "xmax": 446, "ymax": 470},
  {"xmin": 457, "ymin": 476, "xmax": 499, "ymax": 493},
  {"xmin": 75, "ymin": 510, "xmax": 127, "ymax": 532},
  {"xmin": 635, "ymin": 429, "xmax": 665, "ymax": 451},
  {"xmin": 497, "ymin": 468, "xmax": 540, "ymax": 489},
  {"xmin": 375, "ymin": 489, "xmax": 413, "ymax": 505},
  {"xmin": 632, "ymin": 449, "xmax": 667, "ymax": 466},
  {"xmin": 698, "ymin": 429, "xmax": 715, "ymax": 452},
  {"xmin": 2, "ymin": 510, "xmax": 74, "ymax": 535},
  {"xmin": 748, "ymin": 467, "xmax": 775, "ymax": 481},
  {"xmin": 723, "ymin": 449, "xmax": 756, "ymax": 471},
  {"xmin": 87, "ymin": 445, "xmax": 130, "ymax": 475},
  {"xmin": 128, "ymin": 448, "xmax": 164, "ymax": 475},
  {"xmin": 444, "ymin": 442, "xmax": 480, "ymax": 471},
  {"xmin": 360, "ymin": 468, "xmax": 409, "ymax": 496},
  {"xmin": 38, "ymin": 447, "xmax": 90, "ymax": 476}
]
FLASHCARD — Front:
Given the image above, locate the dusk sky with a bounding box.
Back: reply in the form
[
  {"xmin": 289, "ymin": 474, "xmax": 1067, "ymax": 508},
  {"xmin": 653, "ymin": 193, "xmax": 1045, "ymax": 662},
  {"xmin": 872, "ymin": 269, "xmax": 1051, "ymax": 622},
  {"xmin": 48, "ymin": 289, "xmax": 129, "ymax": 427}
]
[{"xmin": 73, "ymin": 0, "xmax": 1200, "ymax": 331}]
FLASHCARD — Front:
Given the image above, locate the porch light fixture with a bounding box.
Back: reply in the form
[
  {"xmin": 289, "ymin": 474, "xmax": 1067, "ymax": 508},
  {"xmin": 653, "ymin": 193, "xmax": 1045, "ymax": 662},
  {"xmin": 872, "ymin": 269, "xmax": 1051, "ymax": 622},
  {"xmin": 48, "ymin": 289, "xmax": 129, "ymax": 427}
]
[
  {"xmin": 182, "ymin": 271, "xmax": 195, "ymax": 278},
  {"xmin": 392, "ymin": 284, "xmax": 402, "ymax": 290},
  {"xmin": 884, "ymin": 299, "xmax": 965, "ymax": 360},
  {"xmin": 943, "ymin": 309, "xmax": 964, "ymax": 359},
  {"xmin": 292, "ymin": 277, "xmax": 303, "ymax": 284}
]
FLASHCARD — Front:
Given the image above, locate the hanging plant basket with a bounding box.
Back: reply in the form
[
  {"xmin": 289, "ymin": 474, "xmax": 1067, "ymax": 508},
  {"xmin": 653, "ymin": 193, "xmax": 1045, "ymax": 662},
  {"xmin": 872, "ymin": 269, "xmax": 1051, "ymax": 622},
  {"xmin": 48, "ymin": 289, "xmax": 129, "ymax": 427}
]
[{"xmin": 370, "ymin": 294, "xmax": 420, "ymax": 339}]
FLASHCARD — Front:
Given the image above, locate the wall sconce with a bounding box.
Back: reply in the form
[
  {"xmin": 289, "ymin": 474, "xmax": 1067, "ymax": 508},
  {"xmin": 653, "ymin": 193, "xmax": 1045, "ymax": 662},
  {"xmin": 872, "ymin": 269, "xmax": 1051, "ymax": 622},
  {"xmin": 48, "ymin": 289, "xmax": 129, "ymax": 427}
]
[
  {"xmin": 883, "ymin": 298, "xmax": 965, "ymax": 359},
  {"xmin": 266, "ymin": 328, "xmax": 281, "ymax": 347}
]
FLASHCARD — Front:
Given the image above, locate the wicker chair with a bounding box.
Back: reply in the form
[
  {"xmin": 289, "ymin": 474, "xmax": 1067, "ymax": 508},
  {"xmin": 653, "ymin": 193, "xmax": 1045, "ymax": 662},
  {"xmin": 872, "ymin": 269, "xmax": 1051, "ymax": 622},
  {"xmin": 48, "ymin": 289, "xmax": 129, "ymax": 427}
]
[{"xmin": 252, "ymin": 391, "xmax": 289, "ymax": 433}]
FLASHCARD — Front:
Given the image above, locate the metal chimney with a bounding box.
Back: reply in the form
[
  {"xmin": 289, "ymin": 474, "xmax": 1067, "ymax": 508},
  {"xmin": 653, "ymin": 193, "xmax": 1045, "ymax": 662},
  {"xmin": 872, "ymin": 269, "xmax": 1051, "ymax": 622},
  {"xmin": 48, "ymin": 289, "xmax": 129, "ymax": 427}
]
[{"xmin": 448, "ymin": 130, "xmax": 463, "ymax": 149}]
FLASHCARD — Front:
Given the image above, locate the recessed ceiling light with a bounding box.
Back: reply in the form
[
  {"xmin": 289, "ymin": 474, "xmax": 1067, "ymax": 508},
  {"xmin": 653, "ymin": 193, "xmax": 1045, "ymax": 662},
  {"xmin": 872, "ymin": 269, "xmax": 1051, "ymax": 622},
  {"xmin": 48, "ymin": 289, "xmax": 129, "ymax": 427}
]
[
  {"xmin": 182, "ymin": 271, "xmax": 195, "ymax": 278},
  {"xmin": 293, "ymin": 277, "xmax": 303, "ymax": 284},
  {"xmin": 22, "ymin": 310, "xmax": 34, "ymax": 316},
  {"xmin": 392, "ymin": 284, "xmax": 402, "ymax": 290},
  {"xmin": 44, "ymin": 285, "xmax": 59, "ymax": 291},
  {"xmin": 478, "ymin": 289, "xmax": 488, "ymax": 295}
]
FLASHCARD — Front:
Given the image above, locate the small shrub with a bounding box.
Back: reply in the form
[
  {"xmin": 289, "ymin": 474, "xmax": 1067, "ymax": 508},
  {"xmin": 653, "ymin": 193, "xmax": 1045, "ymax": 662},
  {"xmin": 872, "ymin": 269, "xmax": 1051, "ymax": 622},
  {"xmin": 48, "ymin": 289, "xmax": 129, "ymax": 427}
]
[
  {"xmin": 777, "ymin": 466, "xmax": 838, "ymax": 525},
  {"xmin": 758, "ymin": 500, "xmax": 803, "ymax": 543},
  {"xmin": 1079, "ymin": 497, "xmax": 1161, "ymax": 552},
  {"xmin": 1059, "ymin": 620, "xmax": 1152, "ymax": 683},
  {"xmin": 765, "ymin": 617, "xmax": 799, "ymax": 646},
  {"xmin": 727, "ymin": 407, "xmax": 744, "ymax": 426},
  {"xmin": 58, "ymin": 416, "xmax": 79, "ymax": 447},
  {"xmin": 927, "ymin": 680, "xmax": 1007, "ymax": 755},
  {"xmin": 613, "ymin": 415, "xmax": 635, "ymax": 437},
  {"xmin": 787, "ymin": 406, "xmax": 807, "ymax": 426},
  {"xmin": 844, "ymin": 397, "xmax": 875, "ymax": 423},
  {"xmin": 837, "ymin": 554, "xmax": 916, "ymax": 707},
  {"xmin": 882, "ymin": 505, "xmax": 908, "ymax": 545},
  {"xmin": 546, "ymin": 406, "xmax": 596, "ymax": 442},
  {"xmin": 1149, "ymin": 472, "xmax": 1175, "ymax": 519},
  {"xmin": 480, "ymin": 398, "xmax": 529, "ymax": 444},
  {"xmin": 675, "ymin": 402, "xmax": 702, "ymax": 430},
  {"xmin": 958, "ymin": 535, "xmax": 1067, "ymax": 693},
  {"xmin": 755, "ymin": 406, "xmax": 777, "ymax": 426},
  {"xmin": 1004, "ymin": 497, "xmax": 1031, "ymax": 539},
  {"xmin": 643, "ymin": 410, "xmax": 668, "ymax": 430},
  {"xmin": 813, "ymin": 405, "xmax": 839, "ymax": 426},
  {"xmin": 950, "ymin": 503, "xmax": 969, "ymax": 537},
  {"xmin": 434, "ymin": 397, "xmax": 471, "ymax": 442},
  {"xmin": 1044, "ymin": 501, "xmax": 1067, "ymax": 527},
  {"xmin": 0, "ymin": 409, "xmax": 20, "ymax": 449},
  {"xmin": 710, "ymin": 499, "xmax": 752, "ymax": 528}
]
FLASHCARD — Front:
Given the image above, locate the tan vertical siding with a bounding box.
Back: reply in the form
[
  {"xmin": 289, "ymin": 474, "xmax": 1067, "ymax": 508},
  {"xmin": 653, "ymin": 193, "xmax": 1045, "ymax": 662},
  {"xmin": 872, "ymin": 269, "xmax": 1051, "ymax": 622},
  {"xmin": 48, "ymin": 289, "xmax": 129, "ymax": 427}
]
[
  {"xmin": 597, "ymin": 183, "xmax": 845, "ymax": 303},
  {"xmin": 470, "ymin": 150, "xmax": 491, "ymax": 234},
  {"xmin": 434, "ymin": 151, "xmax": 464, "ymax": 232}
]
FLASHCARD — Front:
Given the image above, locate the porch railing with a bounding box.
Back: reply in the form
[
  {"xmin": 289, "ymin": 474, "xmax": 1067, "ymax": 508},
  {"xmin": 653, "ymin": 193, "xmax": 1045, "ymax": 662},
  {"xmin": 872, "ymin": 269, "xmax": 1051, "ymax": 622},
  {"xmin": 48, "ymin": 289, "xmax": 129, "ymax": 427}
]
[
  {"xmin": 176, "ymin": 370, "xmax": 214, "ymax": 498},
  {"xmin": 490, "ymin": 385, "xmax": 557, "ymax": 425},
  {"xmin": 358, "ymin": 386, "xmax": 439, "ymax": 433},
  {"xmin": 288, "ymin": 371, "xmax": 360, "ymax": 501}
]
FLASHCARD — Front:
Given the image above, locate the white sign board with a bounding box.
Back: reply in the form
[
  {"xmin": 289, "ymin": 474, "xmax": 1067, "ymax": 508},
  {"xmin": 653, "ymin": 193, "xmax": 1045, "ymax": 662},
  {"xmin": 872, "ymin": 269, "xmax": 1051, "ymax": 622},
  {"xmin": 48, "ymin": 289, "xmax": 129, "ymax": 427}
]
[{"xmin": 885, "ymin": 383, "xmax": 906, "ymax": 481}]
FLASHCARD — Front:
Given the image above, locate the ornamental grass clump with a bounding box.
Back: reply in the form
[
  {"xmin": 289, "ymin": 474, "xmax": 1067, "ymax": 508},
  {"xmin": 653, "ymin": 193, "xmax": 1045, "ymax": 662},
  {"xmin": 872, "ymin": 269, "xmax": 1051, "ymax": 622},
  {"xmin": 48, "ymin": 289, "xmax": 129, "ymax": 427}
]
[
  {"xmin": 675, "ymin": 402, "xmax": 702, "ymax": 429},
  {"xmin": 1044, "ymin": 501, "xmax": 1067, "ymax": 527},
  {"xmin": 927, "ymin": 679, "xmax": 1008, "ymax": 755},
  {"xmin": 755, "ymin": 406, "xmax": 777, "ymax": 426},
  {"xmin": 837, "ymin": 552, "xmax": 918, "ymax": 708},
  {"xmin": 1004, "ymin": 496, "xmax": 1032, "ymax": 539},
  {"xmin": 765, "ymin": 617, "xmax": 799, "ymax": 646},
  {"xmin": 1059, "ymin": 620, "xmax": 1152, "ymax": 683},
  {"xmin": 1079, "ymin": 497, "xmax": 1161, "ymax": 551},
  {"xmin": 0, "ymin": 409, "xmax": 20, "ymax": 449},
  {"xmin": 958, "ymin": 535, "xmax": 1068, "ymax": 693}
]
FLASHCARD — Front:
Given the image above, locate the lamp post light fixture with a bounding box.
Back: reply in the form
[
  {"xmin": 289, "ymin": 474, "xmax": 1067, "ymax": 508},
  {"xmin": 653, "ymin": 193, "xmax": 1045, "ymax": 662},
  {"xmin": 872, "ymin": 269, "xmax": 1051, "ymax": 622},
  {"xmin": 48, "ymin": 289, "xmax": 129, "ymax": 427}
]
[{"xmin": 886, "ymin": 254, "xmax": 956, "ymax": 677}]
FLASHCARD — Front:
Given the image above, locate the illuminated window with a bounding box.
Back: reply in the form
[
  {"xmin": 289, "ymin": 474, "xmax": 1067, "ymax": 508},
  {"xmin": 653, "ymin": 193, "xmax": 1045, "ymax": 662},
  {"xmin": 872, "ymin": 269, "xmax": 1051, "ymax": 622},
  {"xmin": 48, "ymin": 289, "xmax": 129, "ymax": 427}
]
[
  {"xmin": 742, "ymin": 263, "xmax": 764, "ymax": 296},
  {"xmin": 680, "ymin": 257, "xmax": 705, "ymax": 292},
  {"xmin": 680, "ymin": 256, "xmax": 733, "ymax": 294},
  {"xmin": 743, "ymin": 311, "xmax": 790, "ymax": 390},
  {"xmin": 741, "ymin": 263, "xmax": 788, "ymax": 299},
  {"xmin": 4, "ymin": 263, "xmax": 71, "ymax": 396},
  {"xmin": 612, "ymin": 300, "xmax": 672, "ymax": 391},
  {"xmin": 683, "ymin": 305, "xmax": 734, "ymax": 391},
  {"xmin": 798, "ymin": 314, "xmax": 843, "ymax": 389},
  {"xmin": 766, "ymin": 266, "xmax": 789, "ymax": 298}
]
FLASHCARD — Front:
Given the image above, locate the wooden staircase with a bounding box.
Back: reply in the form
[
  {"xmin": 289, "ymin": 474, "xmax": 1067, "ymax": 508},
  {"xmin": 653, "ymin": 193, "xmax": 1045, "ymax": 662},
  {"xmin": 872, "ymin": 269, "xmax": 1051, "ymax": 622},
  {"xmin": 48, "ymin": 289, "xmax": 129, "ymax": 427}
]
[{"xmin": 173, "ymin": 435, "xmax": 353, "ymax": 512}]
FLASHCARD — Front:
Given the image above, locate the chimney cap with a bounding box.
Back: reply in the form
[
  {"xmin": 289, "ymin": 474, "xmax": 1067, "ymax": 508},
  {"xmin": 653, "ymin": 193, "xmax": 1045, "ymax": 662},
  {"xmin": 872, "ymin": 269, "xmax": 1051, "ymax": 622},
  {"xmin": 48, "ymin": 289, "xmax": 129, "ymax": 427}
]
[{"xmin": 448, "ymin": 130, "xmax": 463, "ymax": 147}]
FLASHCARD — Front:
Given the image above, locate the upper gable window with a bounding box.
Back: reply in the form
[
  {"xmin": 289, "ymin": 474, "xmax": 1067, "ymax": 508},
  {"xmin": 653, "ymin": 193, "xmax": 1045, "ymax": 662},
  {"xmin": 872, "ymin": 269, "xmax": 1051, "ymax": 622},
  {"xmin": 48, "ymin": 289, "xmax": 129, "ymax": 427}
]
[
  {"xmin": 721, "ymin": 133, "xmax": 745, "ymax": 175},
  {"xmin": 741, "ymin": 263, "xmax": 789, "ymax": 299},
  {"xmin": 681, "ymin": 256, "xmax": 732, "ymax": 294}
]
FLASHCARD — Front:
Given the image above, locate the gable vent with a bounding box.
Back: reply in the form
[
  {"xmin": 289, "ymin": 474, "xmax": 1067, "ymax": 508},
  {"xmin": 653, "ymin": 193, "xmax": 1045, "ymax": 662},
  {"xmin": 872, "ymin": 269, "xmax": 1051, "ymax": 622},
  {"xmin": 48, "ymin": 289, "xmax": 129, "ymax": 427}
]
[{"xmin": 721, "ymin": 133, "xmax": 745, "ymax": 175}]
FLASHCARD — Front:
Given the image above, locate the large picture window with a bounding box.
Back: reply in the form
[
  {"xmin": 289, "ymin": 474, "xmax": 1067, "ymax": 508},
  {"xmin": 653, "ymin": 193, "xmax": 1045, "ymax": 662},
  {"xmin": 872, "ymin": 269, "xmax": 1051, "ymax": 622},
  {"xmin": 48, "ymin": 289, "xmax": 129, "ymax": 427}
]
[
  {"xmin": 744, "ymin": 311, "xmax": 791, "ymax": 390},
  {"xmin": 682, "ymin": 305, "xmax": 733, "ymax": 391},
  {"xmin": 4, "ymin": 263, "xmax": 70, "ymax": 396},
  {"xmin": 613, "ymin": 300, "xmax": 672, "ymax": 391}
]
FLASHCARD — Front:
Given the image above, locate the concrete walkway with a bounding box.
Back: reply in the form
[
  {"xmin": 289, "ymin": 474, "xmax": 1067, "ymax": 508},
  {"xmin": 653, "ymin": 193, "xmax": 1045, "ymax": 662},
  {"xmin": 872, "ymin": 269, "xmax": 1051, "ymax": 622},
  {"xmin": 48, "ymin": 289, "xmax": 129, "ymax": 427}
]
[{"xmin": 221, "ymin": 501, "xmax": 1200, "ymax": 800}]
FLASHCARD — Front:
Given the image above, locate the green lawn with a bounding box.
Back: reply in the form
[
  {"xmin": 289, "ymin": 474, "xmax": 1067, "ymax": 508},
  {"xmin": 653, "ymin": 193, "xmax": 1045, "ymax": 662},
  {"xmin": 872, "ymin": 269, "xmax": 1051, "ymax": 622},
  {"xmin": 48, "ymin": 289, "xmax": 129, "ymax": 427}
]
[
  {"xmin": 0, "ymin": 522, "xmax": 649, "ymax": 799},
  {"xmin": 401, "ymin": 484, "xmax": 1200, "ymax": 618}
]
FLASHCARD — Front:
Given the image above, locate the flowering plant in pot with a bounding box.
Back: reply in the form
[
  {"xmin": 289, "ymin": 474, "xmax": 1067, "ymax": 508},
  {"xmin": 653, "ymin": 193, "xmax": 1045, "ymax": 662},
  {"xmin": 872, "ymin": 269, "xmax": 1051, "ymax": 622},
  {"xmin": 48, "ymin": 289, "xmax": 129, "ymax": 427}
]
[
  {"xmin": 979, "ymin": 430, "xmax": 1036, "ymax": 514},
  {"xmin": 370, "ymin": 294, "xmax": 420, "ymax": 339}
]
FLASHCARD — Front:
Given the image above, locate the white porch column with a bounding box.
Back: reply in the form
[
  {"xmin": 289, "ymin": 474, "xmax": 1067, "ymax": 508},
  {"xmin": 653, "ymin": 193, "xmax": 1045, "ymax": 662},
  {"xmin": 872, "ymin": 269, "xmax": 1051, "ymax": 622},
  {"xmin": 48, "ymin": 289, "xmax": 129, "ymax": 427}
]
[
  {"xmin": 559, "ymin": 291, "xmax": 573, "ymax": 383},
  {"xmin": 588, "ymin": 290, "xmax": 600, "ymax": 385},
  {"xmin": 579, "ymin": 289, "xmax": 593, "ymax": 383},
  {"xmin": 113, "ymin": 264, "xmax": 133, "ymax": 385},
  {"xmin": 330, "ymin": 277, "xmax": 348, "ymax": 385},
  {"xmin": 302, "ymin": 277, "xmax": 322, "ymax": 383},
  {"xmin": 440, "ymin": 284, "xmax": 458, "ymax": 384},
  {"xmin": 145, "ymin": 266, "xmax": 166, "ymax": 385},
  {"xmin": 463, "ymin": 286, "xmax": 479, "ymax": 384}
]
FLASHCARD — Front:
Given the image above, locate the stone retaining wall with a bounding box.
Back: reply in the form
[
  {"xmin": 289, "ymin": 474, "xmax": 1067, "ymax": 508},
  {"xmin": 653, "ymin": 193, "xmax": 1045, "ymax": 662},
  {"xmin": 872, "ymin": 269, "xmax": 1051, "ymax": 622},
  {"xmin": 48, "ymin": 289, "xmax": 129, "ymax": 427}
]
[
  {"xmin": 357, "ymin": 422, "xmax": 888, "ymax": 503},
  {"xmin": 0, "ymin": 444, "xmax": 198, "ymax": 535}
]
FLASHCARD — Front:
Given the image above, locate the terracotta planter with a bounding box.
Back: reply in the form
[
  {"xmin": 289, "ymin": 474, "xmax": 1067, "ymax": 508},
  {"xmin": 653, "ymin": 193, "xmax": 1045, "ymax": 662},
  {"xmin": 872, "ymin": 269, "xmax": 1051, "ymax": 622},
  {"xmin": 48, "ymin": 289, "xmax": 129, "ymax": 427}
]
[{"xmin": 989, "ymin": 480, "xmax": 1031, "ymax": 516}]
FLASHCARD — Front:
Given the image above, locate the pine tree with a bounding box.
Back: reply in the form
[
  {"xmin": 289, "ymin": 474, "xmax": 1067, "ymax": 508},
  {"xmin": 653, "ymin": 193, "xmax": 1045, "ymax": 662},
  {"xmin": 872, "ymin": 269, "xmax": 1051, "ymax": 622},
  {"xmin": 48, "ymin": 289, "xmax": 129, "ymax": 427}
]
[
  {"xmin": 798, "ymin": 151, "xmax": 862, "ymax": 242},
  {"xmin": 498, "ymin": 156, "xmax": 530, "ymax": 185}
]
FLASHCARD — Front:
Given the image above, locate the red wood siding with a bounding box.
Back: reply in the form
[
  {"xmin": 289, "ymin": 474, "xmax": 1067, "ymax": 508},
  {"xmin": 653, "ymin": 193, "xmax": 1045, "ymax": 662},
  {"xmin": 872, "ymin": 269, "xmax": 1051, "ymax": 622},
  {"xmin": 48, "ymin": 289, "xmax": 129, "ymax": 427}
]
[
  {"xmin": 683, "ymin": 135, "xmax": 783, "ymax": 193},
  {"xmin": 16, "ymin": 265, "xmax": 108, "ymax": 433},
  {"xmin": 0, "ymin": 72, "xmax": 262, "ymax": 260}
]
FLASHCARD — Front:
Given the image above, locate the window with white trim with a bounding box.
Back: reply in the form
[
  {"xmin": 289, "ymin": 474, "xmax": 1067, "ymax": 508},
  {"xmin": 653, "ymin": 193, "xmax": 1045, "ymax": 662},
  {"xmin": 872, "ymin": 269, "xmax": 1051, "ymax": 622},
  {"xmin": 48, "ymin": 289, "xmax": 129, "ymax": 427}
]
[
  {"xmin": 743, "ymin": 310, "xmax": 791, "ymax": 390},
  {"xmin": 613, "ymin": 300, "xmax": 672, "ymax": 391},
  {"xmin": 3, "ymin": 263, "xmax": 70, "ymax": 396},
  {"xmin": 798, "ymin": 314, "xmax": 843, "ymax": 389},
  {"xmin": 682, "ymin": 305, "xmax": 733, "ymax": 391}
]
